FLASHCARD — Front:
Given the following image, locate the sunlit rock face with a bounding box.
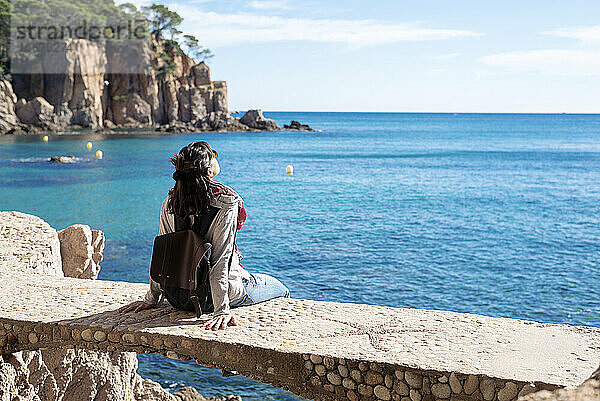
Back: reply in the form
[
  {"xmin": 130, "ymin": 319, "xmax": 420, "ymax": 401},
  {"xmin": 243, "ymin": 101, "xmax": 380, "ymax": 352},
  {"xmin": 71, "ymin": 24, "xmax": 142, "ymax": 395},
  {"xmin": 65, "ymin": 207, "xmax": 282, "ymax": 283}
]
[
  {"xmin": 9, "ymin": 38, "xmax": 234, "ymax": 132},
  {"xmin": 0, "ymin": 211, "xmax": 177, "ymax": 401},
  {"xmin": 0, "ymin": 79, "xmax": 19, "ymax": 134}
]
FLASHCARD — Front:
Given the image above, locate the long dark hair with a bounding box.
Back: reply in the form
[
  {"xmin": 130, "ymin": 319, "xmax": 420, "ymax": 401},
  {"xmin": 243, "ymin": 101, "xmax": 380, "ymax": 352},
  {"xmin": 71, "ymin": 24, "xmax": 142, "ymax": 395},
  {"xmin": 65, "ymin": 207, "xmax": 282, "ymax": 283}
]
[{"xmin": 166, "ymin": 141, "xmax": 218, "ymax": 218}]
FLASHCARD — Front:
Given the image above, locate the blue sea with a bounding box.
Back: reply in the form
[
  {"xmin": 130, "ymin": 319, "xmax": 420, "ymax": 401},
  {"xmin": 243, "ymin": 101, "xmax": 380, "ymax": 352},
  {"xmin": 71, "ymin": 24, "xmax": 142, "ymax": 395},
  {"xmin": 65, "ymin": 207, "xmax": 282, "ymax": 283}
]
[{"xmin": 1, "ymin": 112, "xmax": 599, "ymax": 400}]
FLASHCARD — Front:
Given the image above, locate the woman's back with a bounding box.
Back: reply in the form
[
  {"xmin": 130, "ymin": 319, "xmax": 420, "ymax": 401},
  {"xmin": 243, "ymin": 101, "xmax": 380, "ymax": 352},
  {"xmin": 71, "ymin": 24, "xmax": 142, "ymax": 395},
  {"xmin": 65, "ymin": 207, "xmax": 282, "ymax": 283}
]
[
  {"xmin": 118, "ymin": 140, "xmax": 289, "ymax": 331},
  {"xmin": 158, "ymin": 184, "xmax": 251, "ymax": 316}
]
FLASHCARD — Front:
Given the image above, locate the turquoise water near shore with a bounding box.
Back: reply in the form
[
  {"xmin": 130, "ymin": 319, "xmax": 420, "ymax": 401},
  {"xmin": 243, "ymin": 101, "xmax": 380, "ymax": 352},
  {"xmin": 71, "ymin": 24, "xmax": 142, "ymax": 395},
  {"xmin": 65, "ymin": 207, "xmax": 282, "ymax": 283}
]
[{"xmin": 1, "ymin": 112, "xmax": 599, "ymax": 399}]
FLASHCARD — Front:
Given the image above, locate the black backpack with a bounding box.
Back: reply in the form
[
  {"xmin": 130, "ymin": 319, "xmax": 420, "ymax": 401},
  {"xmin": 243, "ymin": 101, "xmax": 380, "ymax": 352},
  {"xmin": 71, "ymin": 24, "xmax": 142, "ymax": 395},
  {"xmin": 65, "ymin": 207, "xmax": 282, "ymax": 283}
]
[{"xmin": 150, "ymin": 206, "xmax": 218, "ymax": 316}]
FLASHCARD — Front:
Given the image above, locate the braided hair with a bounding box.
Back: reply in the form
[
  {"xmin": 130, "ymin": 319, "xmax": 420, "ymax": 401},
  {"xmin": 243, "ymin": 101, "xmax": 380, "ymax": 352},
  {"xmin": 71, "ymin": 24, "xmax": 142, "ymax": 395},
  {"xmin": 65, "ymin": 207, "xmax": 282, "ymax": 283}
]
[{"xmin": 166, "ymin": 141, "xmax": 218, "ymax": 218}]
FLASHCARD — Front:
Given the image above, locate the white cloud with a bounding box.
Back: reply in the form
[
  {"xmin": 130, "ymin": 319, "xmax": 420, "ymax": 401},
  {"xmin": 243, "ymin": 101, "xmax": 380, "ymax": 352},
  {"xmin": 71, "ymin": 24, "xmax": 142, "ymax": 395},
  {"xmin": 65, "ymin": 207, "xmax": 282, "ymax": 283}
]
[
  {"xmin": 433, "ymin": 52, "xmax": 461, "ymax": 60},
  {"xmin": 248, "ymin": 0, "xmax": 290, "ymax": 10},
  {"xmin": 479, "ymin": 49, "xmax": 600, "ymax": 76},
  {"xmin": 172, "ymin": 6, "xmax": 482, "ymax": 47},
  {"xmin": 543, "ymin": 26, "xmax": 600, "ymax": 42}
]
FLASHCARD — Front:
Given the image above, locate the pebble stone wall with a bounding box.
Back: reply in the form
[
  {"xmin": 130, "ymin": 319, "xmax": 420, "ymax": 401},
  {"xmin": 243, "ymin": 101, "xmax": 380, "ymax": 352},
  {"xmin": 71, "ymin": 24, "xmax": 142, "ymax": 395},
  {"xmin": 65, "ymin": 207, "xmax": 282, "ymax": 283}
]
[{"xmin": 0, "ymin": 316, "xmax": 559, "ymax": 401}]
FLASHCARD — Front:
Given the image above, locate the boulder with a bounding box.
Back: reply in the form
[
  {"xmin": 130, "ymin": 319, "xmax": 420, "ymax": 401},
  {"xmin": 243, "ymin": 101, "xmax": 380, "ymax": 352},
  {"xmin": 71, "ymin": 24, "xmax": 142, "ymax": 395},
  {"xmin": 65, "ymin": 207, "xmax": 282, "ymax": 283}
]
[
  {"xmin": 0, "ymin": 78, "xmax": 19, "ymax": 134},
  {"xmin": 239, "ymin": 109, "xmax": 280, "ymax": 131},
  {"xmin": 57, "ymin": 224, "xmax": 105, "ymax": 279},
  {"xmin": 283, "ymin": 120, "xmax": 316, "ymax": 131},
  {"xmin": 0, "ymin": 211, "xmax": 63, "ymax": 276},
  {"xmin": 15, "ymin": 97, "xmax": 57, "ymax": 128}
]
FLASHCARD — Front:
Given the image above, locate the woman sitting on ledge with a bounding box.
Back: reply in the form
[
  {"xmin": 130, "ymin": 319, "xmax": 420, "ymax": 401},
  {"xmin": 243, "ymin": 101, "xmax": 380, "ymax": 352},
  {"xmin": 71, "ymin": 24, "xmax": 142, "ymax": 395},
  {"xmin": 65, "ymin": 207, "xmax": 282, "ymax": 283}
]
[{"xmin": 119, "ymin": 140, "xmax": 290, "ymax": 330}]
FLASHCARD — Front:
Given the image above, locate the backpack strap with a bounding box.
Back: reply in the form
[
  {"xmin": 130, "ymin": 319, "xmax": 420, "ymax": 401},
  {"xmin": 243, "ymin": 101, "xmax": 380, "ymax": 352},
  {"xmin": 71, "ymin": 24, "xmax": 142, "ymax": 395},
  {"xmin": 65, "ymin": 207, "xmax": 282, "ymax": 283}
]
[
  {"xmin": 174, "ymin": 213, "xmax": 190, "ymax": 232},
  {"xmin": 173, "ymin": 207, "xmax": 219, "ymax": 236}
]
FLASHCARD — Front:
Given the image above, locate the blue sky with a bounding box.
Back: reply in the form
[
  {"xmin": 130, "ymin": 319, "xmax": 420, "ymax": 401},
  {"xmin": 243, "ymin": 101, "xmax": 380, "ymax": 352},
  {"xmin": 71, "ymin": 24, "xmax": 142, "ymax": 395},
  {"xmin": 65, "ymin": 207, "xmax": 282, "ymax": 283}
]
[{"xmin": 126, "ymin": 0, "xmax": 600, "ymax": 112}]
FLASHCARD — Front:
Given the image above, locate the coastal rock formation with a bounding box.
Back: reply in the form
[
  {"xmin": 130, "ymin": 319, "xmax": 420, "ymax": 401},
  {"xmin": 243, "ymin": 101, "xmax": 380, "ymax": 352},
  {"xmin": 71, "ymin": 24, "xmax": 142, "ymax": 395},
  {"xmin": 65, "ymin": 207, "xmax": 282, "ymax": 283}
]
[
  {"xmin": 0, "ymin": 211, "xmax": 218, "ymax": 401},
  {"xmin": 15, "ymin": 97, "xmax": 57, "ymax": 130},
  {"xmin": 12, "ymin": 39, "xmax": 108, "ymax": 129},
  {"xmin": 239, "ymin": 109, "xmax": 281, "ymax": 131},
  {"xmin": 57, "ymin": 224, "xmax": 105, "ymax": 279},
  {"xmin": 196, "ymin": 111, "xmax": 250, "ymax": 132},
  {"xmin": 7, "ymin": 38, "xmax": 252, "ymax": 133},
  {"xmin": 0, "ymin": 211, "xmax": 63, "ymax": 277},
  {"xmin": 2, "ymin": 37, "xmax": 290, "ymax": 134},
  {"xmin": 284, "ymin": 120, "xmax": 316, "ymax": 131},
  {"xmin": 0, "ymin": 349, "xmax": 165, "ymax": 401},
  {"xmin": 0, "ymin": 78, "xmax": 19, "ymax": 134}
]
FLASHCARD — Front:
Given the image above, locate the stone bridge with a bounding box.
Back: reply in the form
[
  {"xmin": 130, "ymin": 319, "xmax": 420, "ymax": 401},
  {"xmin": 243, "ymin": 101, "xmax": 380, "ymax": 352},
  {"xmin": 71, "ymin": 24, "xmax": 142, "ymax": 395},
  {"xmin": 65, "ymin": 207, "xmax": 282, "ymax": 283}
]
[{"xmin": 0, "ymin": 270, "xmax": 598, "ymax": 401}]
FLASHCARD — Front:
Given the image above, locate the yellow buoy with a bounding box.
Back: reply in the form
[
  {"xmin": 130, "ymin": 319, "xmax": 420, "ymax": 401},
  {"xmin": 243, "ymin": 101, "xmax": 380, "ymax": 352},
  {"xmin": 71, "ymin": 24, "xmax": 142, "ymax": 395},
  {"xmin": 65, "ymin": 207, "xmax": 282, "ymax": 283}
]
[
  {"xmin": 286, "ymin": 165, "xmax": 293, "ymax": 175},
  {"xmin": 42, "ymin": 135, "xmax": 49, "ymax": 142},
  {"xmin": 95, "ymin": 150, "xmax": 103, "ymax": 159},
  {"xmin": 86, "ymin": 142, "xmax": 93, "ymax": 150}
]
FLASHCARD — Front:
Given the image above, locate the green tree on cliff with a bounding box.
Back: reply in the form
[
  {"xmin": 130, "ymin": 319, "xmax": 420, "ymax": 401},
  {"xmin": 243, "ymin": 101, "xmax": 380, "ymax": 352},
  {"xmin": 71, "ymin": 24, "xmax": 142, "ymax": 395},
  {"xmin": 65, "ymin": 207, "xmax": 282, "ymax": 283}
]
[
  {"xmin": 140, "ymin": 4, "xmax": 182, "ymax": 41},
  {"xmin": 0, "ymin": 0, "xmax": 211, "ymax": 74},
  {"xmin": 183, "ymin": 34, "xmax": 213, "ymax": 63}
]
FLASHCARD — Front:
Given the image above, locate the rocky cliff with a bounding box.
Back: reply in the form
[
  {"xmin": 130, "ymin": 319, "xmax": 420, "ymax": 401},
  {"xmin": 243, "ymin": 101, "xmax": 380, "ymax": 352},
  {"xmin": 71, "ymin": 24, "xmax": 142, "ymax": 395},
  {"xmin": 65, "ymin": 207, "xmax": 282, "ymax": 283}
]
[
  {"xmin": 0, "ymin": 211, "xmax": 241, "ymax": 401},
  {"xmin": 0, "ymin": 79, "xmax": 18, "ymax": 134},
  {"xmin": 0, "ymin": 38, "xmax": 281, "ymax": 135}
]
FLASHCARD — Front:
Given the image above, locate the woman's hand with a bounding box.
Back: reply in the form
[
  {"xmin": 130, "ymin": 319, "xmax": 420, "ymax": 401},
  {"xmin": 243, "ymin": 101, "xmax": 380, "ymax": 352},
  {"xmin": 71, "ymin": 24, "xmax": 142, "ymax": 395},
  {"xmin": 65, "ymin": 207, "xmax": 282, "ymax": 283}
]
[
  {"xmin": 118, "ymin": 300, "xmax": 155, "ymax": 313},
  {"xmin": 202, "ymin": 313, "xmax": 239, "ymax": 330}
]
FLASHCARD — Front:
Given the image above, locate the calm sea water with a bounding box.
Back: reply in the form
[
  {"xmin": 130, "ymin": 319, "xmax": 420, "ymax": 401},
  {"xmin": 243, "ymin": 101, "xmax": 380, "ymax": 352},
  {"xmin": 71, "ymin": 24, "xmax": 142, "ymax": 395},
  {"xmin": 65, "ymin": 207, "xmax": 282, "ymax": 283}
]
[{"xmin": 1, "ymin": 112, "xmax": 599, "ymax": 400}]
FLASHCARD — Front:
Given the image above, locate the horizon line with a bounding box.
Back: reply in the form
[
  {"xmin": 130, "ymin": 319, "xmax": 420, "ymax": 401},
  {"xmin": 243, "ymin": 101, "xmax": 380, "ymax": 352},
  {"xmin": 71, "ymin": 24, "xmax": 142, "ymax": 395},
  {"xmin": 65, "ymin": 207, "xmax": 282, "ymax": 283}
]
[{"xmin": 231, "ymin": 110, "xmax": 600, "ymax": 115}]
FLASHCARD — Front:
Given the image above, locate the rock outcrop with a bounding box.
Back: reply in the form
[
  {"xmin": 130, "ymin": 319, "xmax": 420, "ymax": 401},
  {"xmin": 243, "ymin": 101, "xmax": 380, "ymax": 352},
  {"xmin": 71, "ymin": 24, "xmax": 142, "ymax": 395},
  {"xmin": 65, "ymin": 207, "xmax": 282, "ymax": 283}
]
[
  {"xmin": 0, "ymin": 211, "xmax": 232, "ymax": 401},
  {"xmin": 0, "ymin": 78, "xmax": 19, "ymax": 134},
  {"xmin": 239, "ymin": 109, "xmax": 280, "ymax": 131},
  {"xmin": 0, "ymin": 211, "xmax": 63, "ymax": 277},
  {"xmin": 15, "ymin": 97, "xmax": 57, "ymax": 130},
  {"xmin": 0, "ymin": 349, "xmax": 170, "ymax": 401},
  {"xmin": 283, "ymin": 120, "xmax": 316, "ymax": 131},
  {"xmin": 57, "ymin": 224, "xmax": 105, "ymax": 279}
]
